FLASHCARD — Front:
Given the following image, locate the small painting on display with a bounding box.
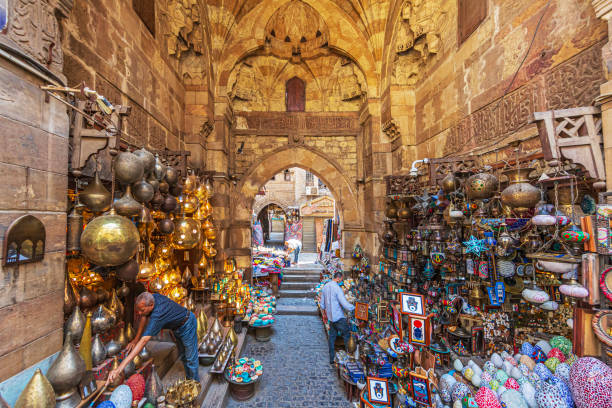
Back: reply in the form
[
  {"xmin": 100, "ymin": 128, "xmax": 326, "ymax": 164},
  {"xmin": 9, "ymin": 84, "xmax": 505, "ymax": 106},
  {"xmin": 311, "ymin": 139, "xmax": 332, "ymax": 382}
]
[
  {"xmin": 392, "ymin": 304, "xmax": 403, "ymax": 340},
  {"xmin": 355, "ymin": 302, "xmax": 369, "ymax": 321},
  {"xmin": 410, "ymin": 371, "xmax": 431, "ymax": 406},
  {"xmin": 377, "ymin": 301, "xmax": 390, "ymax": 323},
  {"xmin": 367, "ymin": 376, "xmax": 391, "ymax": 405},
  {"xmin": 408, "ymin": 314, "xmax": 431, "ymax": 347},
  {"xmin": 400, "ymin": 292, "xmax": 425, "ymax": 316}
]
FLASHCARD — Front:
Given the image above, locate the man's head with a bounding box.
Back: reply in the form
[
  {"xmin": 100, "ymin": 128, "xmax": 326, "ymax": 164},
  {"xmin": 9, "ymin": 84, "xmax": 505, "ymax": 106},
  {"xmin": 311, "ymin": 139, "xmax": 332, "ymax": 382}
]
[
  {"xmin": 135, "ymin": 292, "xmax": 155, "ymax": 316},
  {"xmin": 333, "ymin": 271, "xmax": 344, "ymax": 282}
]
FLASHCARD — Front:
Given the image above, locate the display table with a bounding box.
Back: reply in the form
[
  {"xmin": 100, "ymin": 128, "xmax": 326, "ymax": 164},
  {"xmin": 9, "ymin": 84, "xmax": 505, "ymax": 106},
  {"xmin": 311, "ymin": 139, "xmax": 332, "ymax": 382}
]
[
  {"xmin": 337, "ymin": 365, "xmax": 359, "ymax": 402},
  {"xmin": 250, "ymin": 323, "xmax": 273, "ymax": 342},
  {"xmin": 224, "ymin": 371, "xmax": 260, "ymax": 401}
]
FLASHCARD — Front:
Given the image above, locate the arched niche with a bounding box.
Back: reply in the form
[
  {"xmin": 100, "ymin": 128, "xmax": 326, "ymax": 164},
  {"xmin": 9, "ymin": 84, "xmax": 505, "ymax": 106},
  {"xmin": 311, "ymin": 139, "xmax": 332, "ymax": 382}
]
[{"xmin": 4, "ymin": 215, "xmax": 45, "ymax": 266}]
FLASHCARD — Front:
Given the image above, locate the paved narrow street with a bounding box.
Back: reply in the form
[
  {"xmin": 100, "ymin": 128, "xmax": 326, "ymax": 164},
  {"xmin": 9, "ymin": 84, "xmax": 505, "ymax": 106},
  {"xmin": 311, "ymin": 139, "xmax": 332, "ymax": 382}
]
[{"xmin": 226, "ymin": 257, "xmax": 353, "ymax": 408}]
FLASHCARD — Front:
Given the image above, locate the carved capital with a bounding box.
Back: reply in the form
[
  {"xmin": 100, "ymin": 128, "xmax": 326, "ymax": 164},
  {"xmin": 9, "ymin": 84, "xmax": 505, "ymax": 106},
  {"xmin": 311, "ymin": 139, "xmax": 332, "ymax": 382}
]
[{"xmin": 382, "ymin": 119, "xmax": 400, "ymax": 140}]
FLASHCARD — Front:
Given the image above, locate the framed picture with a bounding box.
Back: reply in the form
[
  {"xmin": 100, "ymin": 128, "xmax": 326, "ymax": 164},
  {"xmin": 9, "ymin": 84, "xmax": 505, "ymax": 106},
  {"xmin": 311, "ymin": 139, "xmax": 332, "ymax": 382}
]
[
  {"xmin": 410, "ymin": 371, "xmax": 431, "ymax": 406},
  {"xmin": 377, "ymin": 301, "xmax": 390, "ymax": 323},
  {"xmin": 400, "ymin": 292, "xmax": 425, "ymax": 316},
  {"xmin": 408, "ymin": 314, "xmax": 431, "ymax": 347},
  {"xmin": 392, "ymin": 304, "xmax": 403, "ymax": 340},
  {"xmin": 355, "ymin": 302, "xmax": 369, "ymax": 321},
  {"xmin": 367, "ymin": 376, "xmax": 391, "ymax": 405}
]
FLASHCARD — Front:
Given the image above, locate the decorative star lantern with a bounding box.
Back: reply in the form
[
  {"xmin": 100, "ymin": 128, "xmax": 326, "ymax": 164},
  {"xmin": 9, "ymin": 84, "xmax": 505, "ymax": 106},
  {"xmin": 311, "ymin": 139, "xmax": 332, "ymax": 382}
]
[{"xmin": 463, "ymin": 235, "xmax": 488, "ymax": 257}]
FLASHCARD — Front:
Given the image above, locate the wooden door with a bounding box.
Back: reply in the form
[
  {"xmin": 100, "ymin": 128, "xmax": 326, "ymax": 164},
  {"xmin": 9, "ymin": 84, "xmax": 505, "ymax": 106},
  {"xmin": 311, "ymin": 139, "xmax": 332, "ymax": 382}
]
[
  {"xmin": 302, "ymin": 217, "xmax": 316, "ymax": 252},
  {"xmin": 286, "ymin": 77, "xmax": 305, "ymax": 112}
]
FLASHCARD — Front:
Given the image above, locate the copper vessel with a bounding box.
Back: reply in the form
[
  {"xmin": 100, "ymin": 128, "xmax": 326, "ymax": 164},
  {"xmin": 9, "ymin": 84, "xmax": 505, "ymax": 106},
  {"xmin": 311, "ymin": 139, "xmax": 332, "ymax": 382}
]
[
  {"xmin": 116, "ymin": 258, "xmax": 139, "ymax": 282},
  {"xmin": 80, "ymin": 171, "xmax": 111, "ymax": 213},
  {"xmin": 133, "ymin": 147, "xmax": 155, "ymax": 174},
  {"xmin": 63, "ymin": 271, "xmax": 78, "ymax": 315},
  {"xmin": 14, "ymin": 368, "xmax": 55, "ymax": 408},
  {"xmin": 79, "ymin": 312, "xmax": 93, "ymax": 370},
  {"xmin": 66, "ymin": 205, "xmax": 83, "ymax": 253},
  {"xmin": 500, "ymin": 167, "xmax": 539, "ymax": 210},
  {"xmin": 81, "ymin": 208, "xmax": 140, "ymax": 267},
  {"xmin": 78, "ymin": 286, "xmax": 96, "ymax": 309},
  {"xmin": 92, "ymin": 304, "xmax": 114, "ymax": 333},
  {"xmin": 466, "ymin": 172, "xmax": 498, "ymax": 200},
  {"xmin": 172, "ymin": 216, "xmax": 201, "ymax": 250},
  {"xmin": 153, "ymin": 153, "xmax": 166, "ymax": 181},
  {"xmin": 114, "ymin": 151, "xmax": 144, "ymax": 185},
  {"xmin": 47, "ymin": 332, "xmax": 86, "ymax": 398},
  {"xmin": 114, "ymin": 185, "xmax": 142, "ymax": 217},
  {"xmin": 92, "ymin": 334, "xmax": 106, "ymax": 366},
  {"xmin": 65, "ymin": 305, "xmax": 85, "ymax": 346},
  {"xmin": 165, "ymin": 166, "xmax": 178, "ymax": 185},
  {"xmin": 161, "ymin": 195, "xmax": 178, "ymax": 213},
  {"xmin": 133, "ymin": 177, "xmax": 155, "ymax": 203}
]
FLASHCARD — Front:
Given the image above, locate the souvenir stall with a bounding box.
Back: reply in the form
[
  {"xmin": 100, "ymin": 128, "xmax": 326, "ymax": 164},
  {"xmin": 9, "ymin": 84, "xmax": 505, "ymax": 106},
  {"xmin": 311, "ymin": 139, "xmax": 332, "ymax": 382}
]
[
  {"xmin": 340, "ymin": 145, "xmax": 612, "ymax": 408},
  {"xmin": 252, "ymin": 246, "xmax": 289, "ymax": 295}
]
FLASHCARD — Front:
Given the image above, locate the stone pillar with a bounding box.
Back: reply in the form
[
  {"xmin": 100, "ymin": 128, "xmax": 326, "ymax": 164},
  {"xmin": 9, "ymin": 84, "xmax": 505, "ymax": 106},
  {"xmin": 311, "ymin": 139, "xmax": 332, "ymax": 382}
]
[
  {"xmin": 0, "ymin": 0, "xmax": 72, "ymax": 402},
  {"xmin": 593, "ymin": 0, "xmax": 612, "ymax": 191}
]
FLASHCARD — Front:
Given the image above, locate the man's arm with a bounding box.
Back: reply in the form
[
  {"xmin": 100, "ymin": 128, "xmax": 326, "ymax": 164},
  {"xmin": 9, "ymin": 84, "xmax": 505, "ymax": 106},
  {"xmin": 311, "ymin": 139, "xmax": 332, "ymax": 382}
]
[
  {"xmin": 125, "ymin": 316, "xmax": 149, "ymax": 353},
  {"xmin": 335, "ymin": 285, "xmax": 355, "ymax": 312},
  {"xmin": 107, "ymin": 335, "xmax": 151, "ymax": 383}
]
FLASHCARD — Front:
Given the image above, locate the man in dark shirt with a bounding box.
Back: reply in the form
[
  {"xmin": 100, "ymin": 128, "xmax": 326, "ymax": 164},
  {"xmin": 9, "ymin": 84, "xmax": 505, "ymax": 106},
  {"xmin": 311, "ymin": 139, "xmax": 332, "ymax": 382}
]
[{"xmin": 107, "ymin": 292, "xmax": 200, "ymax": 383}]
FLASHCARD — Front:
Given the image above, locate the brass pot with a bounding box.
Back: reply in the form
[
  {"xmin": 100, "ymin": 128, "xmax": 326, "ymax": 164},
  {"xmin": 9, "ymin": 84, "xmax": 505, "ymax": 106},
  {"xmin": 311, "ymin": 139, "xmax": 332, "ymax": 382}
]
[
  {"xmin": 173, "ymin": 216, "xmax": 201, "ymax": 250},
  {"xmin": 105, "ymin": 339, "xmax": 121, "ymax": 357},
  {"xmin": 80, "ymin": 171, "xmax": 111, "ymax": 213},
  {"xmin": 78, "ymin": 286, "xmax": 96, "ymax": 309},
  {"xmin": 47, "ymin": 332, "xmax": 86, "ymax": 397},
  {"xmin": 115, "ymin": 326, "xmax": 127, "ymax": 348},
  {"xmin": 92, "ymin": 304, "xmax": 114, "ymax": 333},
  {"xmin": 133, "ymin": 147, "xmax": 155, "ymax": 174},
  {"xmin": 397, "ymin": 201, "xmax": 411, "ymax": 220},
  {"xmin": 165, "ymin": 166, "xmax": 178, "ymax": 185},
  {"xmin": 503, "ymin": 167, "xmax": 533, "ymax": 184},
  {"xmin": 14, "ymin": 368, "xmax": 55, "ymax": 408},
  {"xmin": 91, "ymin": 334, "xmax": 106, "ymax": 366},
  {"xmin": 466, "ymin": 172, "xmax": 498, "ymax": 200},
  {"xmin": 441, "ymin": 173, "xmax": 459, "ymax": 193},
  {"xmin": 116, "ymin": 258, "xmax": 139, "ymax": 282},
  {"xmin": 115, "ymin": 151, "xmax": 144, "ymax": 185},
  {"xmin": 114, "ymin": 185, "xmax": 142, "ymax": 217},
  {"xmin": 501, "ymin": 182, "xmax": 540, "ymax": 210},
  {"xmin": 133, "ymin": 177, "xmax": 155, "ymax": 203},
  {"xmin": 158, "ymin": 216, "xmax": 175, "ymax": 234},
  {"xmin": 385, "ymin": 200, "xmax": 398, "ymax": 219},
  {"xmin": 161, "ymin": 195, "xmax": 178, "ymax": 213},
  {"xmin": 64, "ymin": 305, "xmax": 85, "ymax": 344},
  {"xmin": 81, "ymin": 209, "xmax": 140, "ymax": 267}
]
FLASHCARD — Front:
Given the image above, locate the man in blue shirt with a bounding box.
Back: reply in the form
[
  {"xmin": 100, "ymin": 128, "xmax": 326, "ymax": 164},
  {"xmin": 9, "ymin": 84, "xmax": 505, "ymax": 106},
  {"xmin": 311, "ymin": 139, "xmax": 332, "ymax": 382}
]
[
  {"xmin": 320, "ymin": 271, "xmax": 355, "ymax": 364},
  {"xmin": 107, "ymin": 292, "xmax": 199, "ymax": 383}
]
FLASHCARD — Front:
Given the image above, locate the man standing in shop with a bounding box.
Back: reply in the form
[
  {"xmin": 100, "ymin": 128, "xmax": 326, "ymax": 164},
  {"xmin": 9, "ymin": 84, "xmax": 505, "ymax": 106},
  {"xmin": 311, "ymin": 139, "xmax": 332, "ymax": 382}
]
[
  {"xmin": 107, "ymin": 292, "xmax": 199, "ymax": 383},
  {"xmin": 320, "ymin": 271, "xmax": 355, "ymax": 364}
]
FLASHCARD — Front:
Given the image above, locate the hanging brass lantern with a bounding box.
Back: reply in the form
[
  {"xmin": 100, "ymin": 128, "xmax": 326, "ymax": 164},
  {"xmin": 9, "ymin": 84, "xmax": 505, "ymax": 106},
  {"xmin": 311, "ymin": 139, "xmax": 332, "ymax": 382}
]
[
  {"xmin": 466, "ymin": 172, "xmax": 498, "ymax": 200},
  {"xmin": 66, "ymin": 204, "xmax": 83, "ymax": 253},
  {"xmin": 116, "ymin": 258, "xmax": 139, "ymax": 282},
  {"xmin": 172, "ymin": 215, "xmax": 201, "ymax": 250},
  {"xmin": 81, "ymin": 208, "xmax": 140, "ymax": 267},
  {"xmin": 114, "ymin": 185, "xmax": 142, "ymax": 217},
  {"xmin": 64, "ymin": 305, "xmax": 85, "ymax": 345},
  {"xmin": 92, "ymin": 334, "xmax": 106, "ymax": 366},
  {"xmin": 79, "ymin": 170, "xmax": 111, "ymax": 213},
  {"xmin": 441, "ymin": 173, "xmax": 459, "ymax": 193},
  {"xmin": 14, "ymin": 368, "xmax": 55, "ymax": 408},
  {"xmin": 46, "ymin": 332, "xmax": 86, "ymax": 401},
  {"xmin": 138, "ymin": 260, "xmax": 157, "ymax": 280},
  {"xmin": 133, "ymin": 147, "xmax": 155, "ymax": 174},
  {"xmin": 132, "ymin": 176, "xmax": 155, "ymax": 204},
  {"xmin": 500, "ymin": 167, "xmax": 540, "ymax": 211},
  {"xmin": 114, "ymin": 151, "xmax": 144, "ymax": 185}
]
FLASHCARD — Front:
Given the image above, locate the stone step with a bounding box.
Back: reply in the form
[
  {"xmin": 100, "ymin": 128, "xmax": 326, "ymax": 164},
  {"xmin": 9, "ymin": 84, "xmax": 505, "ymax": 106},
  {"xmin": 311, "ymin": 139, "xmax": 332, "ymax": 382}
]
[
  {"xmin": 282, "ymin": 268, "xmax": 322, "ymax": 276},
  {"xmin": 279, "ymin": 289, "xmax": 315, "ymax": 298},
  {"xmin": 276, "ymin": 304, "xmax": 319, "ymax": 316},
  {"xmin": 283, "ymin": 274, "xmax": 321, "ymax": 283},
  {"xmin": 281, "ymin": 281, "xmax": 316, "ymax": 290}
]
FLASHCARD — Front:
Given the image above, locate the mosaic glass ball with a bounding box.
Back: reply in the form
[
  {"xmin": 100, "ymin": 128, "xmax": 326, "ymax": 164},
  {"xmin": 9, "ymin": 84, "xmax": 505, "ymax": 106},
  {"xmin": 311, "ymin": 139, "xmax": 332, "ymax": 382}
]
[
  {"xmin": 471, "ymin": 374, "xmax": 482, "ymax": 387},
  {"xmin": 505, "ymin": 356, "xmax": 518, "ymax": 367},
  {"xmin": 505, "ymin": 377, "xmax": 520, "ymax": 390},
  {"xmin": 491, "ymin": 353, "xmax": 504, "ymax": 368},
  {"xmin": 463, "ymin": 367, "xmax": 474, "ymax": 381},
  {"xmin": 550, "ymin": 376, "xmax": 573, "ymax": 408},
  {"xmin": 475, "ymin": 386, "xmax": 502, "ymax": 408},
  {"xmin": 549, "ymin": 336, "xmax": 572, "ymax": 357},
  {"xmin": 109, "ymin": 385, "xmax": 133, "ymax": 408},
  {"xmin": 503, "ymin": 361, "xmax": 514, "ymax": 375},
  {"xmin": 521, "ymin": 342, "xmax": 535, "ymax": 356},
  {"xmin": 519, "ymin": 355, "xmax": 535, "ymax": 371},
  {"xmin": 555, "ymin": 363, "xmax": 571, "ymax": 384},
  {"xmin": 454, "ymin": 359, "xmax": 464, "ymax": 371},
  {"xmin": 534, "ymin": 363, "xmax": 553, "ymax": 381},
  {"xmin": 500, "ymin": 389, "xmax": 528, "ymax": 408},
  {"xmin": 511, "ymin": 366, "xmax": 523, "ymax": 380},
  {"xmin": 495, "ymin": 369, "xmax": 509, "ymax": 384},
  {"xmin": 547, "ymin": 348, "xmax": 566, "ymax": 362},
  {"xmin": 545, "ymin": 357, "xmax": 560, "ymax": 373},
  {"xmin": 452, "ymin": 382, "xmax": 471, "ymax": 402},
  {"xmin": 462, "ymin": 396, "xmax": 478, "ymax": 408},
  {"xmin": 440, "ymin": 374, "xmax": 457, "ymax": 393},
  {"xmin": 490, "ymin": 379, "xmax": 500, "ymax": 391},
  {"xmin": 518, "ymin": 363, "xmax": 529, "ymax": 377},
  {"xmin": 519, "ymin": 381, "xmax": 537, "ymax": 408},
  {"xmin": 565, "ymin": 353, "xmax": 578, "ymax": 366},
  {"xmin": 536, "ymin": 340, "xmax": 552, "ymax": 355},
  {"xmin": 533, "ymin": 347, "xmax": 547, "ymax": 364},
  {"xmin": 97, "ymin": 402, "xmax": 116, "ymax": 408},
  {"xmin": 569, "ymin": 357, "xmax": 612, "ymax": 408},
  {"xmin": 481, "ymin": 371, "xmax": 493, "ymax": 388},
  {"xmin": 536, "ymin": 380, "xmax": 569, "ymax": 408},
  {"xmin": 484, "ymin": 361, "xmax": 497, "ymax": 375}
]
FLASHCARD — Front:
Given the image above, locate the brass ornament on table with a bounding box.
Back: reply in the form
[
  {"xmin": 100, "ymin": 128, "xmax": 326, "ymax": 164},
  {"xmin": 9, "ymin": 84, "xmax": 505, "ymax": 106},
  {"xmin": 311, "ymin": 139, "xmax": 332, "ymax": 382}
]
[
  {"xmin": 107, "ymin": 356, "xmax": 124, "ymax": 390},
  {"xmin": 114, "ymin": 151, "xmax": 144, "ymax": 185},
  {"xmin": 105, "ymin": 339, "xmax": 121, "ymax": 357},
  {"xmin": 139, "ymin": 345, "xmax": 151, "ymax": 362},
  {"xmin": 125, "ymin": 322, "xmax": 136, "ymax": 342},
  {"xmin": 116, "ymin": 258, "xmax": 139, "ymax": 282},
  {"xmin": 133, "ymin": 176, "xmax": 155, "ymax": 203},
  {"xmin": 79, "ymin": 312, "xmax": 93, "ymax": 370},
  {"xmin": 80, "ymin": 170, "xmax": 111, "ymax": 213},
  {"xmin": 466, "ymin": 172, "xmax": 498, "ymax": 200},
  {"xmin": 115, "ymin": 325, "xmax": 128, "ymax": 348},
  {"xmin": 228, "ymin": 327, "xmax": 238, "ymax": 347},
  {"xmin": 133, "ymin": 353, "xmax": 143, "ymax": 369},
  {"xmin": 114, "ymin": 184, "xmax": 142, "ymax": 217},
  {"xmin": 92, "ymin": 334, "xmax": 106, "ymax": 366},
  {"xmin": 14, "ymin": 368, "xmax": 55, "ymax": 408},
  {"xmin": 346, "ymin": 335, "xmax": 357, "ymax": 354},
  {"xmin": 81, "ymin": 208, "xmax": 140, "ymax": 267},
  {"xmin": 47, "ymin": 331, "xmax": 86, "ymax": 400}
]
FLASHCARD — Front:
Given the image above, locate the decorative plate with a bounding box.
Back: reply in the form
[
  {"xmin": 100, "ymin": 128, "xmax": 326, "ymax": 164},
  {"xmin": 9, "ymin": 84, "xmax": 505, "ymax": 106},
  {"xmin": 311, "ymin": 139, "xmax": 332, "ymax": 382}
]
[
  {"xmin": 592, "ymin": 310, "xmax": 612, "ymax": 348},
  {"xmin": 600, "ymin": 267, "xmax": 612, "ymax": 302}
]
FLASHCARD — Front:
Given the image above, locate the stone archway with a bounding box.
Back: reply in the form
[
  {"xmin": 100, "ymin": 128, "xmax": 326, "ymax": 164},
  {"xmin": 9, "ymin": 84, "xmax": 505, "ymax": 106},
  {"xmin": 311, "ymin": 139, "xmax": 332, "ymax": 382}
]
[{"xmin": 228, "ymin": 145, "xmax": 365, "ymax": 271}]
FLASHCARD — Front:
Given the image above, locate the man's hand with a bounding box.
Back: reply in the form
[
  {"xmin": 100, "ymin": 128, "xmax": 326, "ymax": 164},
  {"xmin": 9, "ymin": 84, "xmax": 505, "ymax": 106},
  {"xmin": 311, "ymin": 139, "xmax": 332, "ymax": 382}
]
[
  {"xmin": 125, "ymin": 339, "xmax": 138, "ymax": 353},
  {"xmin": 107, "ymin": 367, "xmax": 121, "ymax": 384}
]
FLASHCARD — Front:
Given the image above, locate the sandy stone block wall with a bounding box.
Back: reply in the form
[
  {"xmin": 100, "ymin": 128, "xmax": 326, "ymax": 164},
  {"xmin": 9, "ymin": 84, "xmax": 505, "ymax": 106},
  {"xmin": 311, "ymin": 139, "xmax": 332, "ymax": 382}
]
[{"xmin": 303, "ymin": 136, "xmax": 358, "ymax": 181}]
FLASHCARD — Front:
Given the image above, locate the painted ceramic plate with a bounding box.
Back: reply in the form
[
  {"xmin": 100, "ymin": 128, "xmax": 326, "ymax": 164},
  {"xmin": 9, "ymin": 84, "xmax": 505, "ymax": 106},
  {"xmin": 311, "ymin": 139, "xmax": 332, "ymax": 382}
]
[
  {"xmin": 516, "ymin": 264, "xmax": 525, "ymax": 276},
  {"xmin": 600, "ymin": 267, "xmax": 612, "ymax": 302},
  {"xmin": 592, "ymin": 310, "xmax": 612, "ymax": 348}
]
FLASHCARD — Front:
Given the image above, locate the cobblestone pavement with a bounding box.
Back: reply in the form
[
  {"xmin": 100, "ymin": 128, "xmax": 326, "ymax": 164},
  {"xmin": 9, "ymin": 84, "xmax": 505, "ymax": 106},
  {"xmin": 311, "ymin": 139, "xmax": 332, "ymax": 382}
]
[{"xmin": 225, "ymin": 313, "xmax": 353, "ymax": 408}]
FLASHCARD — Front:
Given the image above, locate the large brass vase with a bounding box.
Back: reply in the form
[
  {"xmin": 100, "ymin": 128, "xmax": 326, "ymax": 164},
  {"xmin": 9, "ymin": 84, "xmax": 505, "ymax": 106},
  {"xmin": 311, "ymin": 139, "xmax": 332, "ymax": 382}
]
[
  {"xmin": 47, "ymin": 332, "xmax": 86, "ymax": 399},
  {"xmin": 466, "ymin": 173, "xmax": 498, "ymax": 200},
  {"xmin": 81, "ymin": 209, "xmax": 139, "ymax": 267},
  {"xmin": 14, "ymin": 368, "xmax": 55, "ymax": 408},
  {"xmin": 500, "ymin": 167, "xmax": 539, "ymax": 210}
]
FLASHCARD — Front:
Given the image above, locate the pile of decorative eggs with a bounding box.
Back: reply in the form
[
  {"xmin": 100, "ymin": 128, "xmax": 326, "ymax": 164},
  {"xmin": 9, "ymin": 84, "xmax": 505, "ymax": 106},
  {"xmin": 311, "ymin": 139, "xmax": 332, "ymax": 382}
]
[
  {"xmin": 437, "ymin": 336, "xmax": 612, "ymax": 408},
  {"xmin": 226, "ymin": 357, "xmax": 263, "ymax": 383},
  {"xmin": 249, "ymin": 313, "xmax": 275, "ymax": 327}
]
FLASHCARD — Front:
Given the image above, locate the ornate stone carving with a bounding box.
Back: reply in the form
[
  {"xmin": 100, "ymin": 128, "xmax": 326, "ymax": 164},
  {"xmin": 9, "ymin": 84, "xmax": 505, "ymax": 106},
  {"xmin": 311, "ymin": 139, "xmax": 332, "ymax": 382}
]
[
  {"xmin": 428, "ymin": 157, "xmax": 478, "ymax": 187},
  {"xmin": 160, "ymin": 0, "xmax": 203, "ymax": 58},
  {"xmin": 6, "ymin": 0, "xmax": 68, "ymax": 74},
  {"xmin": 233, "ymin": 112, "xmax": 359, "ymax": 135},
  {"xmin": 384, "ymin": 175, "xmax": 422, "ymax": 196},
  {"xmin": 200, "ymin": 120, "xmax": 214, "ymax": 138},
  {"xmin": 264, "ymin": 0, "xmax": 329, "ymax": 62},
  {"xmin": 229, "ymin": 62, "xmax": 264, "ymax": 105},
  {"xmin": 393, "ymin": 0, "xmax": 446, "ymax": 86},
  {"xmin": 382, "ymin": 120, "xmax": 400, "ymax": 139}
]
